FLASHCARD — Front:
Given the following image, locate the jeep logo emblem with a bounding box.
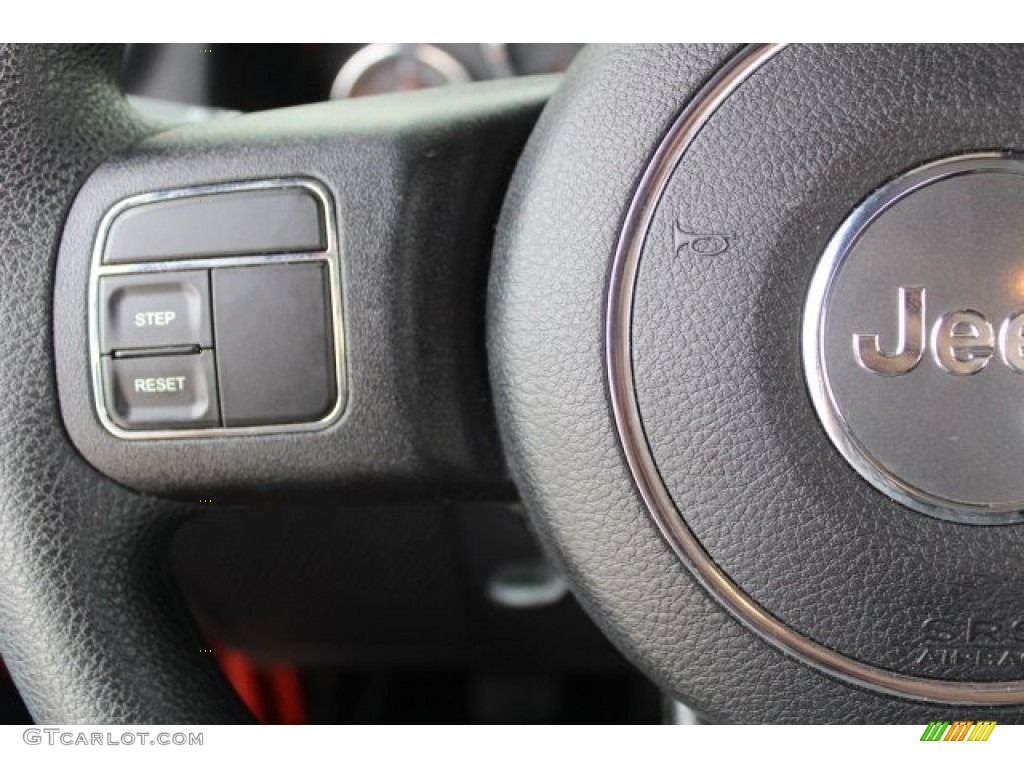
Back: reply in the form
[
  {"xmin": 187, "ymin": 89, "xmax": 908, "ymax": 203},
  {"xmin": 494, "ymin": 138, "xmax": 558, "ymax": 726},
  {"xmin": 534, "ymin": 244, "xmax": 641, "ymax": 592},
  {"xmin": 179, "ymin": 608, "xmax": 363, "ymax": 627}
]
[
  {"xmin": 854, "ymin": 286, "xmax": 1024, "ymax": 376},
  {"xmin": 803, "ymin": 153, "xmax": 1024, "ymax": 522}
]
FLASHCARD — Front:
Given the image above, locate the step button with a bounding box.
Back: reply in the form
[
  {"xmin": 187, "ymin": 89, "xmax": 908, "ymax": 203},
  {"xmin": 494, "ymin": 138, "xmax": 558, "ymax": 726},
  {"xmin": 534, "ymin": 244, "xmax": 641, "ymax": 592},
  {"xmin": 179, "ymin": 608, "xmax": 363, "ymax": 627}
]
[
  {"xmin": 99, "ymin": 271, "xmax": 212, "ymax": 353},
  {"xmin": 102, "ymin": 352, "xmax": 220, "ymax": 430}
]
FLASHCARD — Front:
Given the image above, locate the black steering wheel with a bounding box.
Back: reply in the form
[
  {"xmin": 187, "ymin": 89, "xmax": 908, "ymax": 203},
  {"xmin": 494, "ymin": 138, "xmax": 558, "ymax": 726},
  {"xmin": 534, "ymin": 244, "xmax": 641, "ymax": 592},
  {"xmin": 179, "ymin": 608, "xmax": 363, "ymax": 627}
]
[{"xmin": 5, "ymin": 43, "xmax": 1024, "ymax": 723}]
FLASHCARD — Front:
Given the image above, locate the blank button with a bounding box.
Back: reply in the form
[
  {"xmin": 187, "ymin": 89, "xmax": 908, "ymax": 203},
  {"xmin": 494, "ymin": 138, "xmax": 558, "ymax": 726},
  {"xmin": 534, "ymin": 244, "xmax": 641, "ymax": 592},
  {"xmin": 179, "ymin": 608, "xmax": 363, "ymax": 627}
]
[
  {"xmin": 104, "ymin": 187, "xmax": 325, "ymax": 264},
  {"xmin": 212, "ymin": 262, "xmax": 336, "ymax": 427}
]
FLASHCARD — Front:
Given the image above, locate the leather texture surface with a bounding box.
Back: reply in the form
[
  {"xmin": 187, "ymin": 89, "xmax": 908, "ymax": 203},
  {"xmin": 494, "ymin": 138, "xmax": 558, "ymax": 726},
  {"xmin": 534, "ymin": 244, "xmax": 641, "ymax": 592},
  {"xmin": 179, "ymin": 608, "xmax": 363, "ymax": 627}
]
[
  {"xmin": 489, "ymin": 43, "xmax": 1024, "ymax": 721},
  {"xmin": 634, "ymin": 44, "xmax": 1024, "ymax": 683},
  {"xmin": 0, "ymin": 44, "xmax": 250, "ymax": 723}
]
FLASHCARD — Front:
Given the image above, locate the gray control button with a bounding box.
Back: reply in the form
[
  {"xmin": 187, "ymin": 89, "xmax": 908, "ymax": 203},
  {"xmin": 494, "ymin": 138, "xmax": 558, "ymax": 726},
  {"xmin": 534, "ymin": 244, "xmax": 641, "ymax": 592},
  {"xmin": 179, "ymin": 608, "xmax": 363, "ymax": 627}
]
[
  {"xmin": 212, "ymin": 262, "xmax": 336, "ymax": 427},
  {"xmin": 103, "ymin": 187, "xmax": 325, "ymax": 264},
  {"xmin": 100, "ymin": 271, "xmax": 212, "ymax": 353},
  {"xmin": 102, "ymin": 352, "xmax": 220, "ymax": 429}
]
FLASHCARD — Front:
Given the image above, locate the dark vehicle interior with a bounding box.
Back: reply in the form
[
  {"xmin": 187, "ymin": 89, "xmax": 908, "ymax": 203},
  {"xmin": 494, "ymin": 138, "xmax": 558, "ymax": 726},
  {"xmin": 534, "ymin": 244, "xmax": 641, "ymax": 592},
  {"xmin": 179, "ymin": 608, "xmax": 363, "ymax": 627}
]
[{"xmin": 5, "ymin": 43, "xmax": 1024, "ymax": 726}]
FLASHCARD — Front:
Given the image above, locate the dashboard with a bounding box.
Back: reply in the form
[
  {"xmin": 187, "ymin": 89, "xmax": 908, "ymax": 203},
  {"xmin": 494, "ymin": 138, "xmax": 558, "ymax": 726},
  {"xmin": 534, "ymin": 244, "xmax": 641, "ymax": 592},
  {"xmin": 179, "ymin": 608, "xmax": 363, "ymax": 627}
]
[{"xmin": 121, "ymin": 43, "xmax": 583, "ymax": 112}]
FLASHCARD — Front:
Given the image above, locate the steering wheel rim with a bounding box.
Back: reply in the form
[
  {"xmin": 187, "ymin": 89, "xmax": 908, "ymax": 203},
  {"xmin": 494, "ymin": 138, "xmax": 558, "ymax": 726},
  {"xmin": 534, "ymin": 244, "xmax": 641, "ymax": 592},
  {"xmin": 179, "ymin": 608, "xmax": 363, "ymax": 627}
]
[{"xmin": 0, "ymin": 44, "xmax": 251, "ymax": 723}]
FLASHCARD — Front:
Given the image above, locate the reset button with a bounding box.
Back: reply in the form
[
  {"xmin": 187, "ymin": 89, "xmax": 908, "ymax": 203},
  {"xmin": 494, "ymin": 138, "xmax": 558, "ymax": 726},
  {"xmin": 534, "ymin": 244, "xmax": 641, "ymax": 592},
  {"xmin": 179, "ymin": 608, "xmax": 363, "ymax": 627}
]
[{"xmin": 102, "ymin": 352, "xmax": 219, "ymax": 430}]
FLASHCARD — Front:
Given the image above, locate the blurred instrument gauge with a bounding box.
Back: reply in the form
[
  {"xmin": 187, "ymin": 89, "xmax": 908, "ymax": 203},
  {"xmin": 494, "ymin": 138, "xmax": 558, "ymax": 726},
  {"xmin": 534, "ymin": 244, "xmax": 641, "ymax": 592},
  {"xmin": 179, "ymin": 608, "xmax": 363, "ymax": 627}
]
[
  {"xmin": 330, "ymin": 44, "xmax": 471, "ymax": 99},
  {"xmin": 484, "ymin": 44, "xmax": 583, "ymax": 76}
]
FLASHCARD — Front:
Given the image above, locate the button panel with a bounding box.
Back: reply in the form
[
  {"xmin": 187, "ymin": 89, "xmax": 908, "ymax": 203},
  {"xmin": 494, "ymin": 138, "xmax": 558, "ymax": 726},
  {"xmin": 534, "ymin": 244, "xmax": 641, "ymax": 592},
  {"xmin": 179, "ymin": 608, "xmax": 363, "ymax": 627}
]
[
  {"xmin": 90, "ymin": 179, "xmax": 345, "ymax": 438},
  {"xmin": 99, "ymin": 271, "xmax": 212, "ymax": 353}
]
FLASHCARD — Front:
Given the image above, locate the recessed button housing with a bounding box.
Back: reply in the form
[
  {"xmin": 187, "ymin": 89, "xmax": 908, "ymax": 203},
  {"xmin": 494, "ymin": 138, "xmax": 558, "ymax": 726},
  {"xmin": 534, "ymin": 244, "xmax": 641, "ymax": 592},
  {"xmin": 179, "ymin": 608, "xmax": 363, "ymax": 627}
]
[
  {"xmin": 90, "ymin": 179, "xmax": 344, "ymax": 438},
  {"xmin": 99, "ymin": 271, "xmax": 212, "ymax": 353},
  {"xmin": 102, "ymin": 352, "xmax": 220, "ymax": 429}
]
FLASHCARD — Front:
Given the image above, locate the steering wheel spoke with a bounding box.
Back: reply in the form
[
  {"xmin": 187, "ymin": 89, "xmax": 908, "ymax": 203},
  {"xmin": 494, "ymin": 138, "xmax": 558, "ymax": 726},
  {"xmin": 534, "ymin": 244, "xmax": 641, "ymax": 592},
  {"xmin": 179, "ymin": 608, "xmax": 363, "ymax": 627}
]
[{"xmin": 0, "ymin": 42, "xmax": 550, "ymax": 722}]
